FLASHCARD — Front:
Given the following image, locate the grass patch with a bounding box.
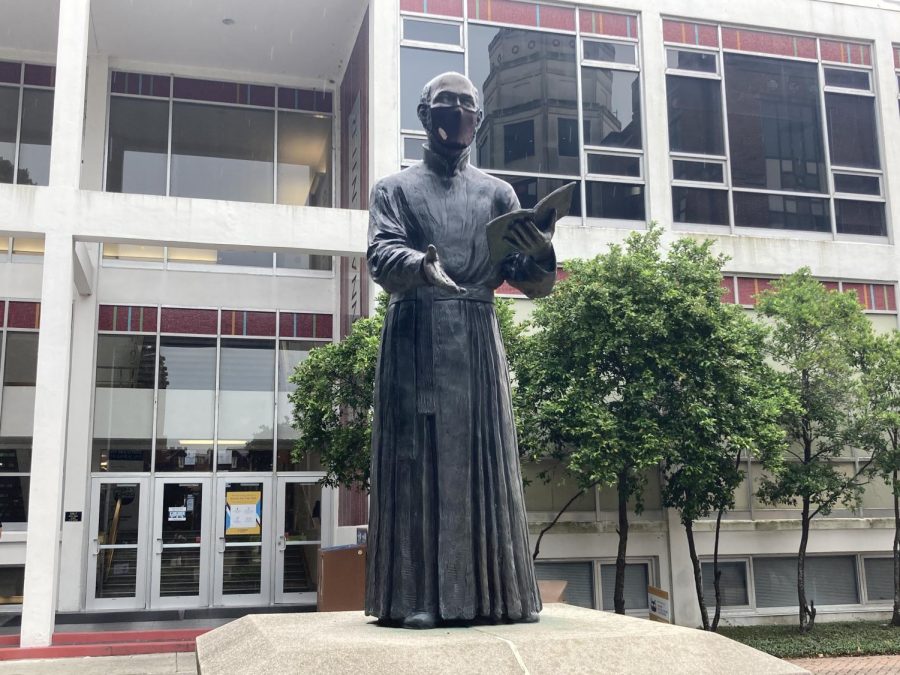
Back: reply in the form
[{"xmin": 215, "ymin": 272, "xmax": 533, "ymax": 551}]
[{"xmin": 720, "ymin": 621, "xmax": 900, "ymax": 659}]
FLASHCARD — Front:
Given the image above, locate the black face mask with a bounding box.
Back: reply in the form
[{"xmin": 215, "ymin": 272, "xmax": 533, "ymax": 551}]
[{"xmin": 429, "ymin": 106, "xmax": 479, "ymax": 150}]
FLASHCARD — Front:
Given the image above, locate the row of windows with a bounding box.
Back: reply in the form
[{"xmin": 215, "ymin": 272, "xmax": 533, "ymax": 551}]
[{"xmin": 534, "ymin": 559, "xmax": 654, "ymax": 612}]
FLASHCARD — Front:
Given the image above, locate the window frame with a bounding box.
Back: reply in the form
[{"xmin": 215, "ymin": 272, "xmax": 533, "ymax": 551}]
[
  {"xmin": 533, "ymin": 556, "xmax": 657, "ymax": 615},
  {"xmin": 0, "ymin": 60, "xmax": 55, "ymax": 188}
]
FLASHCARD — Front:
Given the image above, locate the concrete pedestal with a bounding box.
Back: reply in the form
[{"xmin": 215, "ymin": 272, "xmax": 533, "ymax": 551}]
[{"xmin": 195, "ymin": 604, "xmax": 807, "ymax": 674}]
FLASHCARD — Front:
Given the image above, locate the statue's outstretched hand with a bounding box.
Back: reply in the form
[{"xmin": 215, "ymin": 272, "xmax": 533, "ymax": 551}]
[
  {"xmin": 504, "ymin": 210, "xmax": 555, "ymax": 262},
  {"xmin": 423, "ymin": 245, "xmax": 467, "ymax": 295}
]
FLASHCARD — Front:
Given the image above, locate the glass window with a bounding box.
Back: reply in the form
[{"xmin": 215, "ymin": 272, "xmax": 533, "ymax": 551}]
[
  {"xmin": 673, "ymin": 160, "xmax": 724, "ymax": 183},
  {"xmin": 585, "ymin": 181, "xmax": 644, "ymax": 220},
  {"xmin": 700, "ymin": 561, "xmax": 749, "ymax": 606},
  {"xmin": 833, "ymin": 173, "xmax": 880, "ymax": 195},
  {"xmin": 835, "ymin": 199, "xmax": 886, "ymax": 236},
  {"xmin": 106, "ymin": 97, "xmax": 169, "ymax": 196},
  {"xmin": 581, "ymin": 68, "xmax": 642, "ymax": 149},
  {"xmin": 600, "ymin": 563, "xmax": 649, "ymax": 611},
  {"xmin": 277, "ymin": 112, "xmax": 332, "ymax": 207},
  {"xmin": 215, "ymin": 250, "xmax": 273, "ymax": 268},
  {"xmin": 754, "ymin": 556, "xmax": 859, "ymax": 607},
  {"xmin": 558, "ymin": 118, "xmax": 580, "ymax": 157},
  {"xmin": 864, "ymin": 557, "xmax": 892, "ymax": 602},
  {"xmin": 584, "ymin": 40, "xmax": 636, "ymax": 65},
  {"xmin": 275, "ymin": 252, "xmax": 332, "ymax": 271},
  {"xmin": 403, "ymin": 18, "xmax": 461, "ymax": 46},
  {"xmin": 667, "ymin": 49, "xmax": 717, "ymax": 73},
  {"xmin": 400, "ymin": 47, "xmax": 464, "ymax": 130},
  {"xmin": 92, "ymin": 335, "xmax": 156, "ymax": 472},
  {"xmin": 0, "ymin": 332, "xmax": 37, "ymax": 524},
  {"xmin": 534, "ymin": 561, "xmax": 595, "ymax": 609},
  {"xmin": 492, "ymin": 174, "xmax": 582, "ymax": 216},
  {"xmin": 155, "ymin": 337, "xmax": 216, "ymax": 471},
  {"xmin": 673, "ymin": 187, "xmax": 729, "ymax": 226},
  {"xmin": 470, "ymin": 25, "xmax": 579, "ymax": 175},
  {"xmin": 0, "ymin": 566, "xmax": 24, "ymax": 605},
  {"xmin": 0, "ymin": 86, "xmax": 19, "ymax": 184},
  {"xmin": 277, "ymin": 340, "xmax": 323, "ymax": 471},
  {"xmin": 403, "ymin": 136, "xmax": 425, "ymax": 161},
  {"xmin": 217, "ymin": 339, "xmax": 275, "ymax": 471},
  {"xmin": 667, "ymin": 75, "xmax": 723, "ymax": 155},
  {"xmin": 17, "ymin": 89, "xmax": 53, "ymax": 186},
  {"xmin": 733, "ymin": 192, "xmax": 830, "ymax": 232},
  {"xmin": 102, "ymin": 244, "xmax": 165, "ymax": 263},
  {"xmin": 587, "ymin": 153, "xmax": 640, "ymax": 177},
  {"xmin": 725, "ymin": 54, "xmax": 826, "ymax": 193},
  {"xmin": 170, "ymin": 102, "xmax": 274, "ymax": 203},
  {"xmin": 825, "ymin": 94, "xmax": 879, "ymax": 169},
  {"xmin": 824, "ymin": 68, "xmax": 870, "ymax": 91}
]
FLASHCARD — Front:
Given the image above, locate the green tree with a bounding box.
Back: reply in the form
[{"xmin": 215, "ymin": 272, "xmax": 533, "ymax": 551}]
[
  {"xmin": 289, "ymin": 294, "xmax": 525, "ymax": 489},
  {"xmin": 755, "ymin": 269, "xmax": 875, "ymax": 633}
]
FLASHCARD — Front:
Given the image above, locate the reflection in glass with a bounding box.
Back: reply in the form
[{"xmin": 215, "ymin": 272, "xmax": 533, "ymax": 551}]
[
  {"xmin": 491, "ymin": 174, "xmax": 582, "ymax": 216},
  {"xmin": 672, "ymin": 160, "xmax": 724, "ymax": 183},
  {"xmin": 725, "ymin": 54, "xmax": 826, "ymax": 193},
  {"xmin": 159, "ymin": 482, "xmax": 203, "ymax": 597},
  {"xmin": 585, "ymin": 181, "xmax": 645, "ymax": 220},
  {"xmin": 470, "ymin": 25, "xmax": 579, "ymax": 175},
  {"xmin": 835, "ymin": 199, "xmax": 886, "ymax": 236},
  {"xmin": 733, "ymin": 191, "xmax": 830, "ymax": 232},
  {"xmin": 824, "ymin": 68, "xmax": 869, "ymax": 90},
  {"xmin": 667, "ymin": 49, "xmax": 717, "ymax": 73},
  {"xmin": 833, "ymin": 173, "xmax": 880, "ymax": 195},
  {"xmin": 581, "ymin": 68, "xmax": 642, "ymax": 149},
  {"xmin": 106, "ymin": 97, "xmax": 169, "ymax": 195},
  {"xmin": 399, "ymin": 47, "xmax": 464, "ymax": 130},
  {"xmin": 277, "ymin": 341, "xmax": 323, "ymax": 471},
  {"xmin": 0, "ymin": 86, "xmax": 19, "ymax": 184},
  {"xmin": 667, "ymin": 75, "xmax": 723, "ymax": 155},
  {"xmin": 17, "ymin": 89, "xmax": 52, "ymax": 186},
  {"xmin": 155, "ymin": 337, "xmax": 216, "ymax": 471},
  {"xmin": 275, "ymin": 252, "xmax": 333, "ymax": 271},
  {"xmin": 403, "ymin": 18, "xmax": 460, "ymax": 46},
  {"xmin": 587, "ymin": 153, "xmax": 640, "ymax": 177},
  {"xmin": 277, "ymin": 112, "xmax": 332, "ymax": 207},
  {"xmin": 282, "ymin": 483, "xmax": 321, "ymax": 593},
  {"xmin": 96, "ymin": 548, "xmax": 138, "ymax": 599},
  {"xmin": 584, "ymin": 40, "xmax": 636, "ymax": 65},
  {"xmin": 95, "ymin": 482, "xmax": 141, "ymax": 599},
  {"xmin": 217, "ymin": 340, "xmax": 275, "ymax": 471},
  {"xmin": 672, "ymin": 187, "xmax": 729, "ymax": 226},
  {"xmin": 92, "ymin": 335, "xmax": 156, "ymax": 472},
  {"xmin": 170, "ymin": 102, "xmax": 274, "ymax": 202},
  {"xmin": 825, "ymin": 93, "xmax": 879, "ymax": 169}
]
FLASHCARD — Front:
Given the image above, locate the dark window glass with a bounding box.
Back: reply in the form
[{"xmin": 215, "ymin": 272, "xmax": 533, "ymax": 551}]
[
  {"xmin": 0, "ymin": 440, "xmax": 30, "ymax": 473},
  {"xmin": 587, "ymin": 153, "xmax": 640, "ymax": 177},
  {"xmin": 824, "ymin": 68, "xmax": 870, "ymax": 90},
  {"xmin": 170, "ymin": 102, "xmax": 274, "ymax": 203},
  {"xmin": 833, "ymin": 173, "xmax": 880, "ymax": 195},
  {"xmin": 0, "ymin": 477, "xmax": 29, "ymax": 524},
  {"xmin": 3, "ymin": 333, "xmax": 38, "ymax": 387},
  {"xmin": 470, "ymin": 25, "xmax": 579, "ymax": 175},
  {"xmin": 403, "ymin": 18, "xmax": 460, "ymax": 45},
  {"xmin": 558, "ymin": 118, "xmax": 579, "ymax": 157},
  {"xmin": 581, "ymin": 68, "xmax": 642, "ymax": 149},
  {"xmin": 17, "ymin": 89, "xmax": 53, "ymax": 186},
  {"xmin": 0, "ymin": 566, "xmax": 24, "ymax": 604},
  {"xmin": 106, "ymin": 97, "xmax": 169, "ymax": 195},
  {"xmin": 534, "ymin": 561, "xmax": 594, "ymax": 608},
  {"xmin": 835, "ymin": 199, "xmax": 886, "ymax": 236},
  {"xmin": 725, "ymin": 54, "xmax": 826, "ymax": 193},
  {"xmin": 403, "ymin": 136, "xmax": 425, "ymax": 161},
  {"xmin": 586, "ymin": 181, "xmax": 644, "ymax": 221},
  {"xmin": 666, "ymin": 49, "xmax": 717, "ymax": 73},
  {"xmin": 672, "ymin": 160, "xmax": 724, "ymax": 183},
  {"xmin": 700, "ymin": 562, "xmax": 748, "ymax": 606},
  {"xmin": 92, "ymin": 335, "xmax": 156, "ymax": 472},
  {"xmin": 584, "ymin": 40, "xmax": 636, "ymax": 65},
  {"xmin": 215, "ymin": 250, "xmax": 274, "ymax": 267},
  {"xmin": 600, "ymin": 563, "xmax": 649, "ymax": 610},
  {"xmin": 673, "ymin": 187, "xmax": 729, "ymax": 225},
  {"xmin": 825, "ymin": 93, "xmax": 879, "ymax": 169},
  {"xmin": 864, "ymin": 558, "xmax": 892, "ymax": 602},
  {"xmin": 276, "ymin": 253, "xmax": 332, "ymax": 271},
  {"xmin": 503, "ymin": 120, "xmax": 534, "ymax": 163},
  {"xmin": 754, "ymin": 556, "xmax": 858, "ymax": 607},
  {"xmin": 492, "ymin": 174, "xmax": 582, "ymax": 216},
  {"xmin": 400, "ymin": 47, "xmax": 464, "ymax": 130},
  {"xmin": 667, "ymin": 75, "xmax": 723, "ymax": 155},
  {"xmin": 733, "ymin": 191, "xmax": 830, "ymax": 232},
  {"xmin": 0, "ymin": 86, "xmax": 19, "ymax": 184},
  {"xmin": 277, "ymin": 112, "xmax": 332, "ymax": 207}
]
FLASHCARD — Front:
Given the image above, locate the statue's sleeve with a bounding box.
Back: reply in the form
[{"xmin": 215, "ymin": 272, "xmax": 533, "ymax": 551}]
[
  {"xmin": 367, "ymin": 181, "xmax": 428, "ymax": 294},
  {"xmin": 498, "ymin": 185, "xmax": 557, "ymax": 299}
]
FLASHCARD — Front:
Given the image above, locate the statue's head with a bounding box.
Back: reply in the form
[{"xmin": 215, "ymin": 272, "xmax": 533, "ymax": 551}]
[{"xmin": 417, "ymin": 72, "xmax": 482, "ymax": 153}]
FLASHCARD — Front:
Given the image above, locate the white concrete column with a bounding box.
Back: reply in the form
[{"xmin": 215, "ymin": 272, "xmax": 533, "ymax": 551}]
[
  {"xmin": 20, "ymin": 232, "xmax": 75, "ymax": 646},
  {"xmin": 80, "ymin": 54, "xmax": 110, "ymax": 191},
  {"xmin": 368, "ymin": 0, "xmax": 400, "ymax": 184}
]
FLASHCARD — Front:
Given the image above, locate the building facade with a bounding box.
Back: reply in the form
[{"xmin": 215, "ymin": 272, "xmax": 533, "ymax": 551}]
[{"xmin": 1, "ymin": 0, "xmax": 900, "ymax": 647}]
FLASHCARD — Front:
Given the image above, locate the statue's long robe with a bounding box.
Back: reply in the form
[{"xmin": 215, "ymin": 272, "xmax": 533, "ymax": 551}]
[{"xmin": 365, "ymin": 145, "xmax": 554, "ymax": 622}]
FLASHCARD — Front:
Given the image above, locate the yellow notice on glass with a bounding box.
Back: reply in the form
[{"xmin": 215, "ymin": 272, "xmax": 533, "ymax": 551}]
[{"xmin": 225, "ymin": 491, "xmax": 261, "ymax": 536}]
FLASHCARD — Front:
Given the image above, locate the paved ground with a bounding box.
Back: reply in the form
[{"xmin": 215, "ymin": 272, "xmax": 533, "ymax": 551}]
[
  {"xmin": 789, "ymin": 654, "xmax": 900, "ymax": 674},
  {"xmin": 0, "ymin": 652, "xmax": 196, "ymax": 674}
]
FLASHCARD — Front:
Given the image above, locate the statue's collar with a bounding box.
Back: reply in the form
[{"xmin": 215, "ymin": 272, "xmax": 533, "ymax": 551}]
[{"xmin": 423, "ymin": 144, "xmax": 470, "ymax": 177}]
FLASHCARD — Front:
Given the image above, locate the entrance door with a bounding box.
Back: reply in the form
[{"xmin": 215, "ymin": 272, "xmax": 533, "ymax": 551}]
[
  {"xmin": 274, "ymin": 478, "xmax": 327, "ymax": 604},
  {"xmin": 86, "ymin": 477, "xmax": 149, "ymax": 610},
  {"xmin": 150, "ymin": 477, "xmax": 211, "ymax": 608},
  {"xmin": 214, "ymin": 476, "xmax": 272, "ymax": 605}
]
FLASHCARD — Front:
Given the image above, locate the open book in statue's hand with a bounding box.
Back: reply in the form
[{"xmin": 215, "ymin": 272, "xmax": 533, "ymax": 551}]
[{"xmin": 485, "ymin": 181, "xmax": 577, "ymax": 264}]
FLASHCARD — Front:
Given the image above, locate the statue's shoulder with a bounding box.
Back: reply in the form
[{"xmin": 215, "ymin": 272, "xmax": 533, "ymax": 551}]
[
  {"xmin": 372, "ymin": 164, "xmax": 424, "ymax": 194},
  {"xmin": 466, "ymin": 165, "xmax": 518, "ymax": 203}
]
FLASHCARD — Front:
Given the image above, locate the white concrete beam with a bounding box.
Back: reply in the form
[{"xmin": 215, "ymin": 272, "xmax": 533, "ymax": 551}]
[{"xmin": 73, "ymin": 241, "xmax": 95, "ymax": 296}]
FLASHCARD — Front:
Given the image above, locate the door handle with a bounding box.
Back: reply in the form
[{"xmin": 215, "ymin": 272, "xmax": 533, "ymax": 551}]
[
  {"xmin": 154, "ymin": 537, "xmax": 163, "ymax": 555},
  {"xmin": 217, "ymin": 536, "xmax": 226, "ymax": 554},
  {"xmin": 277, "ymin": 534, "xmax": 286, "ymax": 552},
  {"xmin": 91, "ymin": 538, "xmax": 99, "ymax": 556}
]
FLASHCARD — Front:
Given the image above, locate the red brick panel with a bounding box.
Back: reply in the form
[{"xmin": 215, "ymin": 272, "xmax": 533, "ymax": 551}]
[
  {"xmin": 720, "ymin": 277, "xmax": 736, "ymax": 304},
  {"xmin": 160, "ymin": 308, "xmax": 218, "ymax": 335},
  {"xmin": 280, "ymin": 312, "xmax": 317, "ymax": 339},
  {"xmin": 822, "ymin": 281, "xmax": 840, "ymax": 293},
  {"xmin": 98, "ymin": 305, "xmax": 158, "ymax": 333},
  {"xmin": 23, "ymin": 63, "xmax": 55, "ymax": 87},
  {"xmin": 315, "ymin": 314, "xmax": 334, "ymax": 339},
  {"xmin": 722, "ymin": 28, "xmax": 816, "ymax": 59},
  {"xmin": 401, "ymin": 0, "xmax": 464, "ymax": 17},
  {"xmin": 537, "ymin": 5, "xmax": 575, "ymax": 31},
  {"xmin": 220, "ymin": 310, "xmax": 277, "ymax": 337},
  {"xmin": 468, "ymin": 0, "xmax": 537, "ymax": 27},
  {"xmin": 338, "ymin": 484, "xmax": 369, "ymax": 526},
  {"xmin": 844, "ymin": 283, "xmax": 897, "ymax": 311},
  {"xmin": 0, "ymin": 300, "xmax": 4, "ymax": 327},
  {"xmin": 737, "ymin": 277, "xmax": 774, "ymax": 306},
  {"xmin": 0, "ymin": 61, "xmax": 21, "ymax": 85},
  {"xmin": 662, "ymin": 20, "xmax": 719, "ymax": 47},
  {"xmin": 7, "ymin": 302, "xmax": 40, "ymax": 329},
  {"xmin": 580, "ymin": 10, "xmax": 638, "ymax": 39},
  {"xmin": 110, "ymin": 71, "xmax": 170, "ymax": 98},
  {"xmin": 895, "ymin": 46, "xmax": 900, "ymax": 70},
  {"xmin": 820, "ymin": 40, "xmax": 872, "ymax": 66}
]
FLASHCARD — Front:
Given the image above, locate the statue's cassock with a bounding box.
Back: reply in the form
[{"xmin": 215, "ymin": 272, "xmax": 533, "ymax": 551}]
[{"xmin": 365, "ymin": 142, "xmax": 555, "ymax": 624}]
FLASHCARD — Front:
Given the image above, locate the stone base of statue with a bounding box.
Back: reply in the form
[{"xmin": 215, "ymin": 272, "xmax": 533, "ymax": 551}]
[{"xmin": 195, "ymin": 604, "xmax": 807, "ymax": 674}]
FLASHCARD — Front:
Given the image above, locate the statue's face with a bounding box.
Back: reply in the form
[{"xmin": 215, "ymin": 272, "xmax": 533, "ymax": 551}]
[{"xmin": 419, "ymin": 73, "xmax": 481, "ymax": 151}]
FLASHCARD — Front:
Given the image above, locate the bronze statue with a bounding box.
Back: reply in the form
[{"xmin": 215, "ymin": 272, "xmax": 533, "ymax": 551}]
[{"xmin": 365, "ymin": 72, "xmax": 562, "ymax": 629}]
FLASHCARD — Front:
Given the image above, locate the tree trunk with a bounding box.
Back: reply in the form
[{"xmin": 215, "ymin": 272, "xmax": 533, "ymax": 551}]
[
  {"xmin": 892, "ymin": 469, "xmax": 900, "ymax": 627},
  {"xmin": 711, "ymin": 507, "xmax": 725, "ymax": 632},
  {"xmin": 798, "ymin": 496, "xmax": 816, "ymax": 633},
  {"xmin": 614, "ymin": 470, "xmax": 629, "ymax": 614},
  {"xmin": 684, "ymin": 520, "xmax": 709, "ymax": 630}
]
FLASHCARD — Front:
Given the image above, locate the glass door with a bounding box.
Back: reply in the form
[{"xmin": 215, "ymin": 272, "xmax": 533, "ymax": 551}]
[
  {"xmin": 214, "ymin": 476, "xmax": 272, "ymax": 605},
  {"xmin": 86, "ymin": 477, "xmax": 149, "ymax": 610},
  {"xmin": 275, "ymin": 478, "xmax": 327, "ymax": 604},
  {"xmin": 150, "ymin": 477, "xmax": 211, "ymax": 608}
]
